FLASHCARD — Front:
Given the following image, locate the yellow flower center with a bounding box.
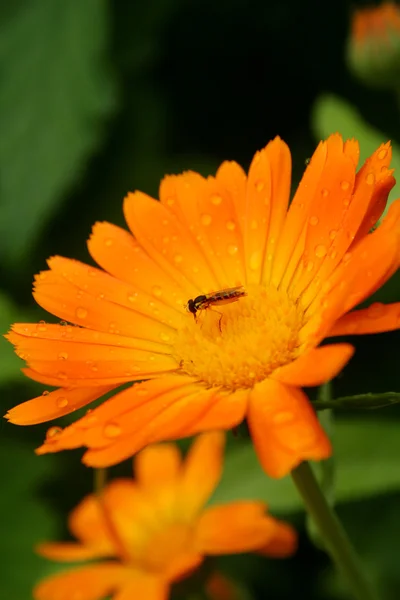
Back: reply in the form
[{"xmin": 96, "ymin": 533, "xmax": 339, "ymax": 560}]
[{"xmin": 174, "ymin": 284, "xmax": 305, "ymax": 390}]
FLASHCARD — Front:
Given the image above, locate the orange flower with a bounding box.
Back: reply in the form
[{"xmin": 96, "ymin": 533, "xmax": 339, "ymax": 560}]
[
  {"xmin": 34, "ymin": 433, "xmax": 296, "ymax": 600},
  {"xmin": 347, "ymin": 2, "xmax": 400, "ymax": 87},
  {"xmin": 6, "ymin": 134, "xmax": 400, "ymax": 477}
]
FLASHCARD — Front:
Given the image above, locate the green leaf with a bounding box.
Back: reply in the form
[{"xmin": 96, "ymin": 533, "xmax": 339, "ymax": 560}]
[
  {"xmin": 211, "ymin": 419, "xmax": 400, "ymax": 513},
  {"xmin": 0, "ymin": 0, "xmax": 117, "ymax": 264},
  {"xmin": 311, "ymin": 94, "xmax": 400, "ymax": 217},
  {"xmin": 0, "ymin": 291, "xmax": 31, "ymax": 384},
  {"xmin": 0, "ymin": 440, "xmax": 59, "ymax": 600}
]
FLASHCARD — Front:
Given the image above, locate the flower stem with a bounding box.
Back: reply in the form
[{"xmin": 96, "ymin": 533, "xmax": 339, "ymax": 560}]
[{"xmin": 291, "ymin": 461, "xmax": 380, "ymax": 600}]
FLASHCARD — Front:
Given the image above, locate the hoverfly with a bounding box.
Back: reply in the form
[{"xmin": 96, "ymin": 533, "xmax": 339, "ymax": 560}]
[{"xmin": 186, "ymin": 285, "xmax": 247, "ymax": 331}]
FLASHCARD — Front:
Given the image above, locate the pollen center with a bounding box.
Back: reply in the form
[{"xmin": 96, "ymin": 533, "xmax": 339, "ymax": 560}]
[{"xmin": 173, "ymin": 285, "xmax": 305, "ymax": 390}]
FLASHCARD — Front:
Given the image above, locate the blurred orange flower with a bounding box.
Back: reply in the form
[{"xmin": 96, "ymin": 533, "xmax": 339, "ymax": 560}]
[
  {"xmin": 34, "ymin": 433, "xmax": 296, "ymax": 600},
  {"xmin": 6, "ymin": 134, "xmax": 400, "ymax": 477}
]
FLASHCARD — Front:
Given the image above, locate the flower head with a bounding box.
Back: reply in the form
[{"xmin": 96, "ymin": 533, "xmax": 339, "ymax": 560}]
[
  {"xmin": 6, "ymin": 134, "xmax": 400, "ymax": 477},
  {"xmin": 347, "ymin": 2, "xmax": 400, "ymax": 87},
  {"xmin": 34, "ymin": 433, "xmax": 296, "ymax": 600}
]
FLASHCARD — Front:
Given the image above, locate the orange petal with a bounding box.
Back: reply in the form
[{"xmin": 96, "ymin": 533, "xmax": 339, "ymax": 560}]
[
  {"xmin": 33, "ymin": 274, "xmax": 176, "ymax": 347},
  {"xmin": 247, "ymin": 379, "xmax": 331, "ymax": 478},
  {"xmin": 178, "ymin": 432, "xmax": 225, "ymax": 520},
  {"xmin": 242, "ymin": 139, "xmax": 290, "ymax": 284},
  {"xmin": 88, "ymin": 221, "xmax": 187, "ymax": 311},
  {"xmin": 5, "ymin": 385, "xmax": 116, "ymax": 425},
  {"xmin": 113, "ymin": 576, "xmax": 168, "ymax": 600},
  {"xmin": 68, "ymin": 494, "xmax": 116, "ymax": 552},
  {"xmin": 258, "ymin": 520, "xmax": 298, "ymax": 558},
  {"xmin": 47, "ymin": 256, "xmax": 182, "ymax": 328},
  {"xmin": 215, "ymin": 160, "xmax": 247, "ymax": 236},
  {"xmin": 271, "ymin": 344, "xmax": 354, "ymax": 387},
  {"xmin": 7, "ymin": 329, "xmax": 177, "ymax": 383},
  {"xmin": 82, "ymin": 386, "xmax": 230, "ymax": 468},
  {"xmin": 33, "ymin": 563, "xmax": 129, "ymax": 600},
  {"xmin": 36, "ymin": 542, "xmax": 111, "ymax": 562},
  {"xmin": 195, "ymin": 501, "xmax": 278, "ymax": 554},
  {"xmin": 261, "ymin": 137, "xmax": 292, "ymax": 285},
  {"xmin": 160, "ymin": 172, "xmax": 245, "ymax": 287},
  {"xmin": 135, "ymin": 442, "xmax": 182, "ymax": 490},
  {"xmin": 123, "ymin": 191, "xmax": 220, "ymax": 292},
  {"xmin": 288, "ymin": 135, "xmax": 358, "ymax": 299},
  {"xmin": 271, "ymin": 137, "xmax": 329, "ymax": 289},
  {"xmin": 328, "ymin": 302, "xmax": 400, "ymax": 336}
]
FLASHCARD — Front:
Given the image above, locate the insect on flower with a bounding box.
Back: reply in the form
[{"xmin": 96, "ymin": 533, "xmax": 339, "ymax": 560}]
[{"xmin": 187, "ymin": 286, "xmax": 247, "ymax": 331}]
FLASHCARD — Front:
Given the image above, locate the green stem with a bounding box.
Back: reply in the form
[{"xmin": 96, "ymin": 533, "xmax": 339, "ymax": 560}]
[{"xmin": 291, "ymin": 462, "xmax": 380, "ymax": 600}]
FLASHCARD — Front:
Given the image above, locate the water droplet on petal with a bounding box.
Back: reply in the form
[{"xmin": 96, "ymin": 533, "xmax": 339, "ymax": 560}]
[
  {"xmin": 366, "ymin": 171, "xmax": 376, "ymax": 186},
  {"xmin": 37, "ymin": 322, "xmax": 47, "ymax": 332},
  {"xmin": 58, "ymin": 372, "xmax": 68, "ymax": 380},
  {"xmin": 46, "ymin": 426, "xmax": 62, "ymax": 439},
  {"xmin": 367, "ymin": 302, "xmax": 385, "ymax": 318},
  {"xmin": 160, "ymin": 332, "xmax": 170, "ymax": 342},
  {"xmin": 42, "ymin": 390, "xmax": 50, "ymax": 396},
  {"xmin": 210, "ymin": 194, "xmax": 222, "ymax": 206},
  {"xmin": 226, "ymin": 220, "xmax": 236, "ymax": 231},
  {"xmin": 56, "ymin": 397, "xmax": 68, "ymax": 408},
  {"xmin": 136, "ymin": 388, "xmax": 148, "ymax": 397},
  {"xmin": 174, "ymin": 254, "xmax": 183, "ymax": 264},
  {"xmin": 341, "ymin": 180, "xmax": 350, "ymax": 191},
  {"xmin": 329, "ymin": 229, "xmax": 337, "ymax": 240},
  {"xmin": 228, "ymin": 244, "xmax": 238, "ymax": 256},
  {"xmin": 321, "ymin": 188, "xmax": 329, "ymax": 197},
  {"xmin": 378, "ymin": 148, "xmax": 387, "ymax": 160},
  {"xmin": 104, "ymin": 423, "xmax": 121, "ymax": 438},
  {"xmin": 58, "ymin": 352, "xmax": 68, "ymax": 360},
  {"xmin": 315, "ymin": 244, "xmax": 327, "ymax": 258},
  {"xmin": 152, "ymin": 285, "xmax": 162, "ymax": 297},
  {"xmin": 162, "ymin": 219, "xmax": 169, "ymax": 226},
  {"xmin": 201, "ymin": 214, "xmax": 212, "ymax": 226},
  {"xmin": 251, "ymin": 220, "xmax": 258, "ymax": 230},
  {"xmin": 76, "ymin": 307, "xmax": 88, "ymax": 319},
  {"xmin": 306, "ymin": 260, "xmax": 314, "ymax": 272},
  {"xmin": 105, "ymin": 238, "xmax": 113, "ymax": 247},
  {"xmin": 273, "ymin": 411, "xmax": 294, "ymax": 424},
  {"xmin": 343, "ymin": 252, "xmax": 352, "ymax": 263},
  {"xmin": 255, "ymin": 180, "xmax": 265, "ymax": 192},
  {"xmin": 249, "ymin": 251, "xmax": 261, "ymax": 271},
  {"xmin": 128, "ymin": 293, "xmax": 137, "ymax": 303},
  {"xmin": 309, "ymin": 216, "xmax": 319, "ymax": 226}
]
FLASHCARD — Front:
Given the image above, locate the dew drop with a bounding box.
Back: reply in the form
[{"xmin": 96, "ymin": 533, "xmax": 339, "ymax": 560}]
[
  {"xmin": 315, "ymin": 244, "xmax": 327, "ymax": 258},
  {"xmin": 227, "ymin": 244, "xmax": 238, "ymax": 256},
  {"xmin": 37, "ymin": 322, "xmax": 47, "ymax": 332},
  {"xmin": 366, "ymin": 173, "xmax": 375, "ymax": 185},
  {"xmin": 321, "ymin": 188, "xmax": 329, "ymax": 197},
  {"xmin": 210, "ymin": 194, "xmax": 222, "ymax": 206},
  {"xmin": 42, "ymin": 390, "xmax": 50, "ymax": 396},
  {"xmin": 105, "ymin": 238, "xmax": 113, "ymax": 247},
  {"xmin": 273, "ymin": 411, "xmax": 294, "ymax": 424},
  {"xmin": 226, "ymin": 220, "xmax": 236, "ymax": 231},
  {"xmin": 330, "ymin": 250, "xmax": 337, "ymax": 260},
  {"xmin": 162, "ymin": 219, "xmax": 169, "ymax": 226},
  {"xmin": 343, "ymin": 252, "xmax": 352, "ymax": 263},
  {"xmin": 367, "ymin": 302, "xmax": 385, "ymax": 318},
  {"xmin": 58, "ymin": 352, "xmax": 68, "ymax": 360},
  {"xmin": 160, "ymin": 332, "xmax": 170, "ymax": 342},
  {"xmin": 329, "ymin": 229, "xmax": 337, "ymax": 240},
  {"xmin": 251, "ymin": 220, "xmax": 258, "ymax": 230},
  {"xmin": 201, "ymin": 214, "xmax": 212, "ymax": 226},
  {"xmin": 340, "ymin": 180, "xmax": 350, "ymax": 191},
  {"xmin": 192, "ymin": 266, "xmax": 199, "ymax": 274},
  {"xmin": 162, "ymin": 236, "xmax": 170, "ymax": 244},
  {"xmin": 58, "ymin": 372, "xmax": 68, "ymax": 380},
  {"xmin": 381, "ymin": 165, "xmax": 388, "ymax": 173},
  {"xmin": 76, "ymin": 307, "xmax": 88, "ymax": 319},
  {"xmin": 378, "ymin": 149, "xmax": 387, "ymax": 160},
  {"xmin": 174, "ymin": 254, "xmax": 183, "ymax": 264},
  {"xmin": 152, "ymin": 285, "xmax": 162, "ymax": 297},
  {"xmin": 56, "ymin": 397, "xmax": 69, "ymax": 408},
  {"xmin": 46, "ymin": 426, "xmax": 62, "ymax": 439},
  {"xmin": 166, "ymin": 197, "xmax": 175, "ymax": 206},
  {"xmin": 309, "ymin": 215, "xmax": 319, "ymax": 226},
  {"xmin": 127, "ymin": 293, "xmax": 137, "ymax": 303},
  {"xmin": 306, "ymin": 260, "xmax": 314, "ymax": 272},
  {"xmin": 136, "ymin": 388, "xmax": 148, "ymax": 397},
  {"xmin": 249, "ymin": 251, "xmax": 261, "ymax": 271},
  {"xmin": 255, "ymin": 180, "xmax": 265, "ymax": 192},
  {"xmin": 104, "ymin": 423, "xmax": 122, "ymax": 438}
]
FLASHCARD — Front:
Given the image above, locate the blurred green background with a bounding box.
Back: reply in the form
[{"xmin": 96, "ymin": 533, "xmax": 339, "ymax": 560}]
[{"xmin": 1, "ymin": 1, "xmax": 400, "ymax": 599}]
